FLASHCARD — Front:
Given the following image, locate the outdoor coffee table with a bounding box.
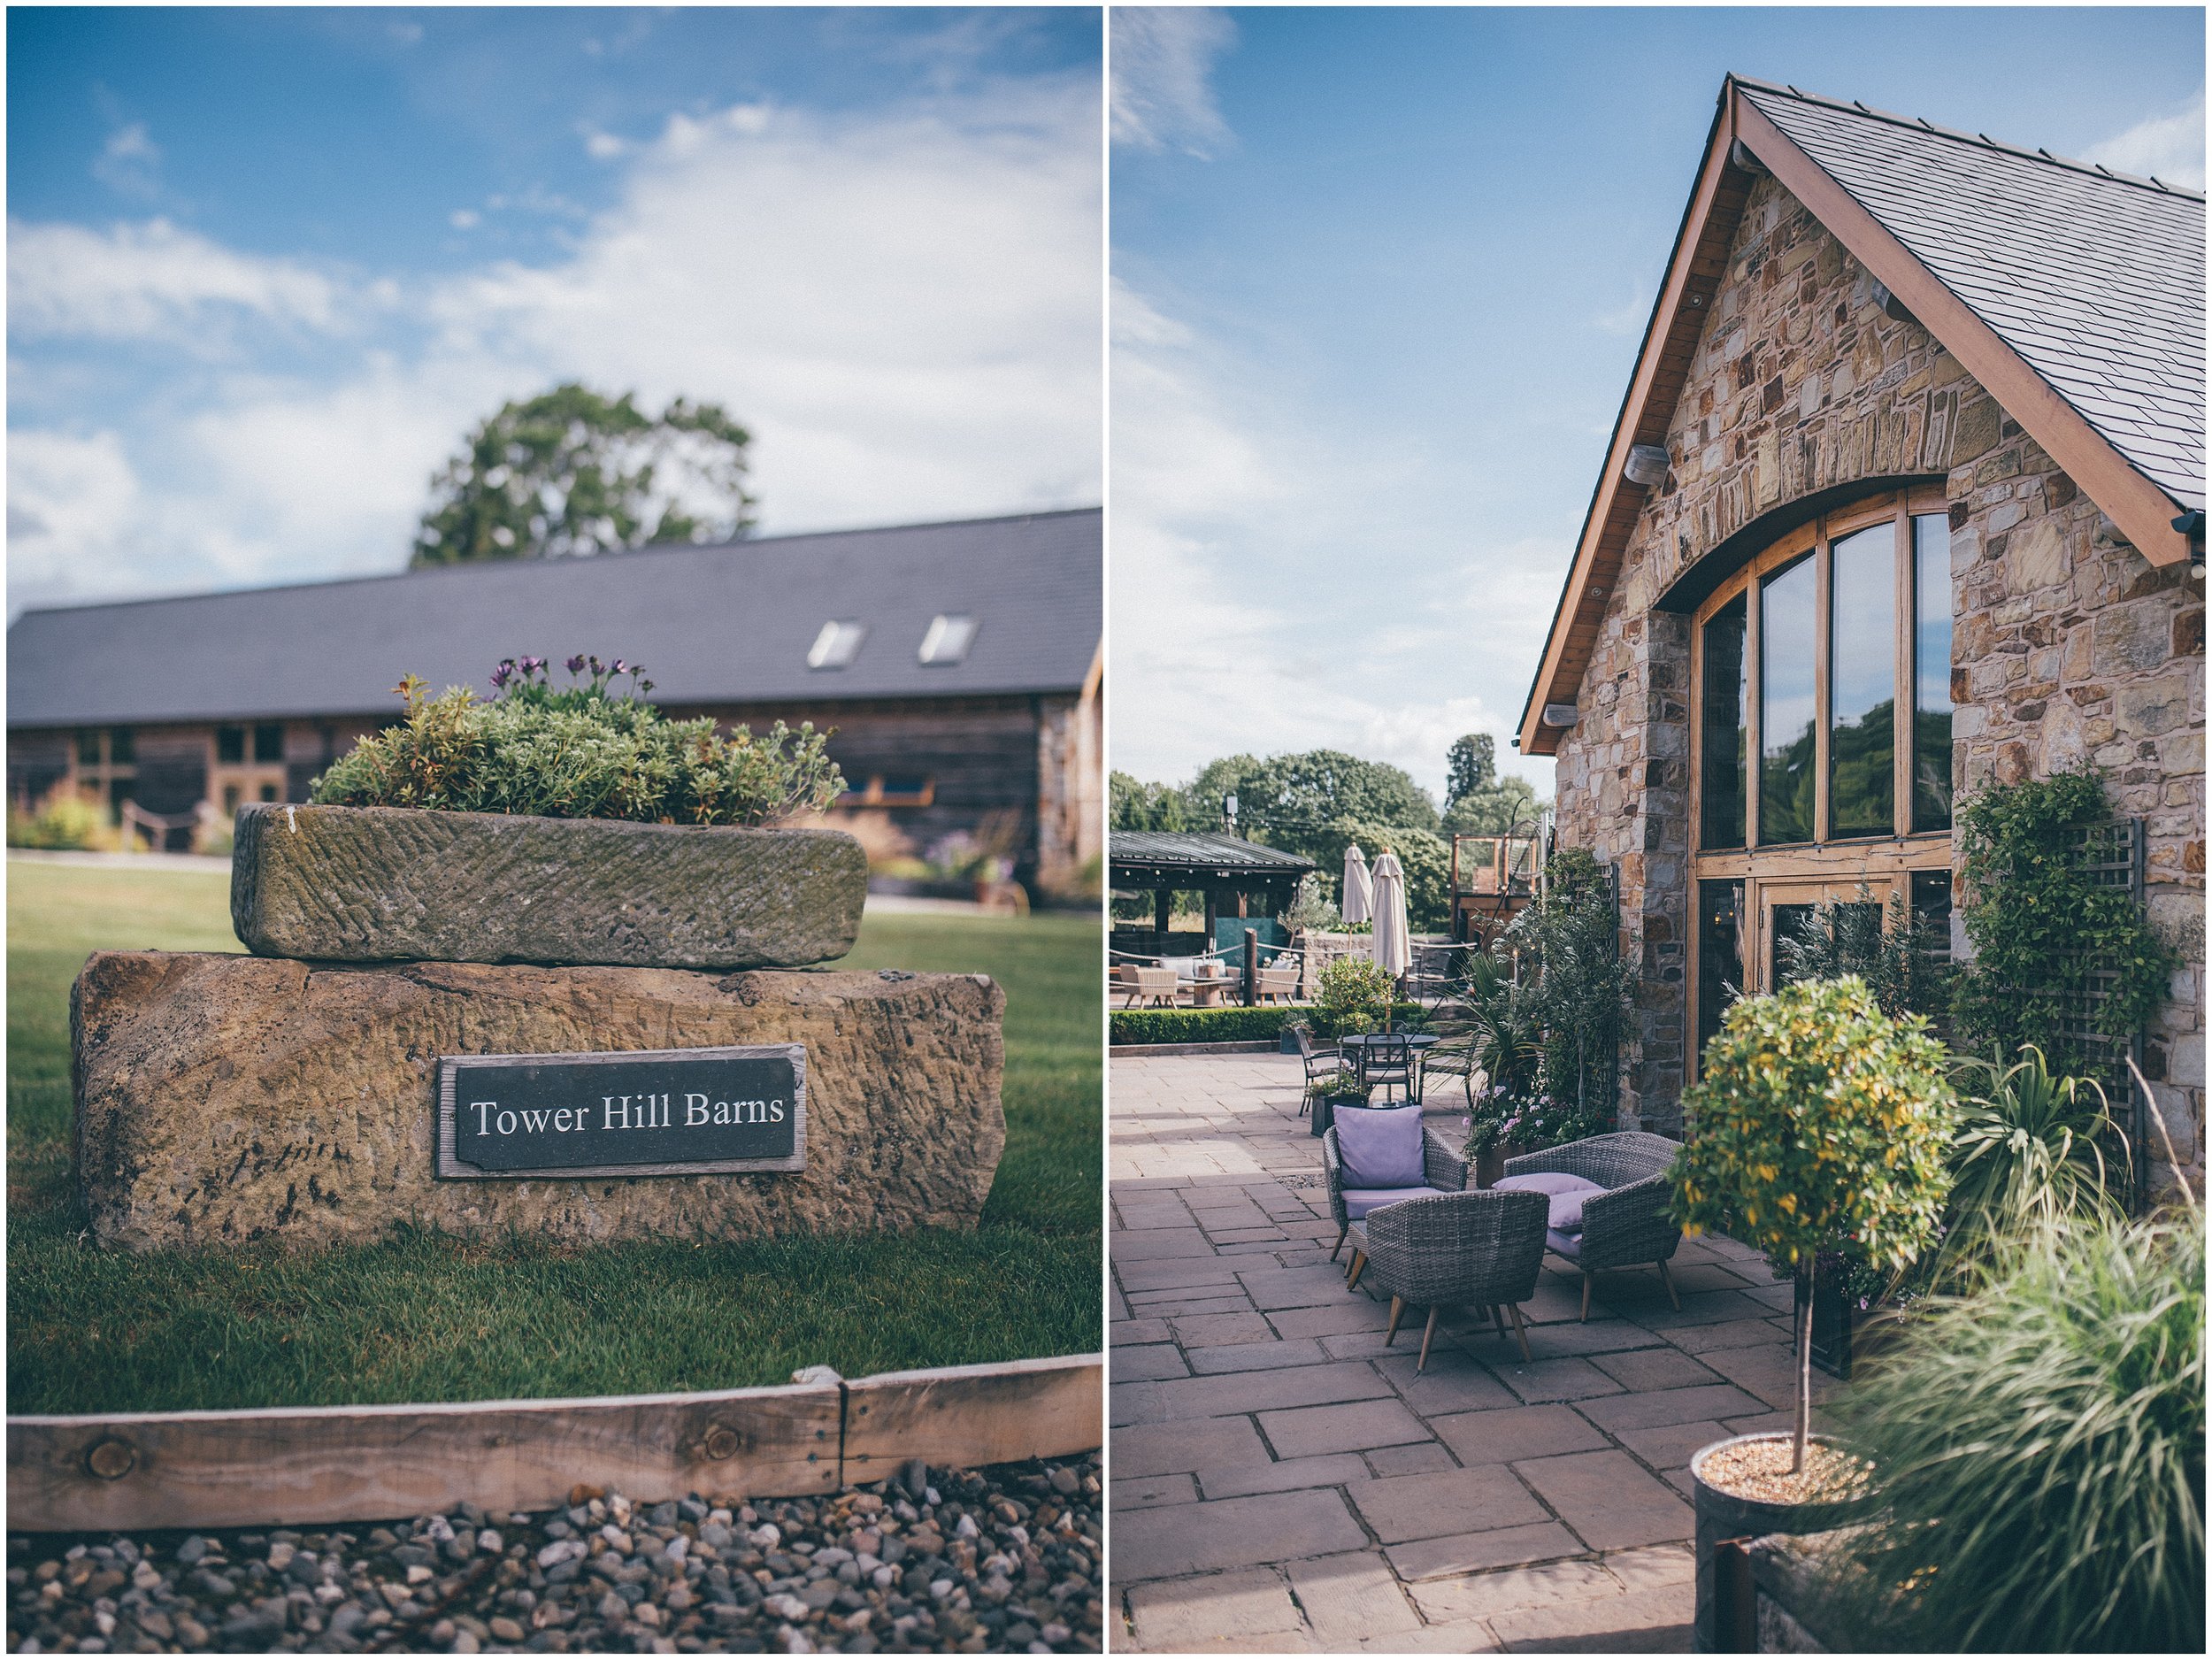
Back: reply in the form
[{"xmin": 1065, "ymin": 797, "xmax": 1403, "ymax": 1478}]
[{"xmin": 1188, "ymin": 979, "xmax": 1234, "ymax": 1007}]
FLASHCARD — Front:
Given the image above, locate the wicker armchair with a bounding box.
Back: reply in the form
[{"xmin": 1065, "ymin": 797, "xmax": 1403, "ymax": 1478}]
[
  {"xmin": 1321, "ymin": 1122, "xmax": 1467, "ymax": 1262},
  {"xmin": 1502, "ymin": 1131, "xmax": 1685, "ymax": 1320},
  {"xmin": 1353, "ymin": 1188, "xmax": 1549, "ymax": 1370}
]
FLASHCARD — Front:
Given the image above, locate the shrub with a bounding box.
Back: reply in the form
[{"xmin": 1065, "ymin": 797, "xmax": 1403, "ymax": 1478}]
[
  {"xmin": 311, "ymin": 657, "xmax": 841, "ymax": 825},
  {"xmin": 1110, "ymin": 1007, "xmax": 1293, "ymax": 1046},
  {"xmin": 1831, "ymin": 1217, "xmax": 2203, "ymax": 1651},
  {"xmin": 1491, "ymin": 848, "xmax": 1632, "ymax": 1126},
  {"xmin": 1952, "ymin": 769, "xmax": 2172, "ymax": 1080},
  {"xmin": 1932, "ymin": 1044, "xmax": 2128, "ymax": 1286},
  {"xmin": 1310, "ymin": 956, "xmax": 1397, "ymax": 1040},
  {"xmin": 7, "ymin": 789, "xmax": 117, "ymax": 852},
  {"xmin": 1674, "ymin": 977, "xmax": 1955, "ymax": 1467},
  {"xmin": 1279, "ymin": 872, "xmax": 1340, "ymax": 934},
  {"xmin": 1107, "ymin": 1003, "xmax": 1425, "ymax": 1046}
]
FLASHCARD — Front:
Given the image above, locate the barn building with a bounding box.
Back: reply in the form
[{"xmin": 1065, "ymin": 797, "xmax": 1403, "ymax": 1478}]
[
  {"xmin": 1517, "ymin": 78, "xmax": 2204, "ymax": 1194},
  {"xmin": 7, "ymin": 509, "xmax": 1102, "ymax": 893}
]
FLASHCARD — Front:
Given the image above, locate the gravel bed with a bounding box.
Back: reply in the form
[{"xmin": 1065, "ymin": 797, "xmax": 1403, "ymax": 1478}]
[{"xmin": 6, "ymin": 1454, "xmax": 1102, "ymax": 1654}]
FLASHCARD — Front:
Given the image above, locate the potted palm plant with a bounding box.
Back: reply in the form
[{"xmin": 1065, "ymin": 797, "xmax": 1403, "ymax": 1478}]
[
  {"xmin": 1671, "ymin": 975, "xmax": 1956, "ymax": 1651},
  {"xmin": 234, "ymin": 656, "xmax": 862, "ymax": 968}
]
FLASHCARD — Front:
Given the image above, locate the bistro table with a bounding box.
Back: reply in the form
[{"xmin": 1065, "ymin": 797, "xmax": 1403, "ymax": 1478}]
[{"xmin": 1338, "ymin": 1032, "xmax": 1441, "ymax": 1104}]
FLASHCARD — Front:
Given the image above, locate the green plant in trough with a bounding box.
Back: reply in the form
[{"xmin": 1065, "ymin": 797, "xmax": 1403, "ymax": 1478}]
[
  {"xmin": 1673, "ymin": 976, "xmax": 1955, "ymax": 1470},
  {"xmin": 1934, "ymin": 1044, "xmax": 2128, "ymax": 1287},
  {"xmin": 1831, "ymin": 1216, "xmax": 2204, "ymax": 1651},
  {"xmin": 1777, "ymin": 880, "xmax": 1953, "ymax": 1024},
  {"xmin": 312, "ymin": 656, "xmax": 841, "ymax": 826}
]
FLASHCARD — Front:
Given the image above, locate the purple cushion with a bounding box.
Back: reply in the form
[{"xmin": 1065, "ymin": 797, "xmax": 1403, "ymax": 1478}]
[
  {"xmin": 1496, "ymin": 1172, "xmax": 1603, "ymax": 1233},
  {"xmin": 1547, "ymin": 1227, "xmax": 1583, "ymax": 1259},
  {"xmin": 1336, "ymin": 1106, "xmax": 1425, "ymax": 1189},
  {"xmin": 1345, "ymin": 1186, "xmax": 1436, "ymax": 1221}
]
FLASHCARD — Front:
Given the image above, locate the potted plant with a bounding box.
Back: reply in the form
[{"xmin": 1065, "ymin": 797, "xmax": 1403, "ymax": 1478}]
[
  {"xmin": 234, "ymin": 655, "xmax": 862, "ymax": 968},
  {"xmin": 1309, "ymin": 1069, "xmax": 1372, "ymax": 1136},
  {"xmin": 1671, "ymin": 975, "xmax": 1955, "ymax": 1652}
]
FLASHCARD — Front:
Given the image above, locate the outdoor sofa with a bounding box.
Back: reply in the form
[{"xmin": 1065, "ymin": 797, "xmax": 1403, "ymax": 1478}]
[{"xmin": 1497, "ymin": 1130, "xmax": 1685, "ymax": 1319}]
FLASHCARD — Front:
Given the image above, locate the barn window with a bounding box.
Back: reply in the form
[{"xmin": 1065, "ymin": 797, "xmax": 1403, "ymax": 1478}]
[
  {"xmin": 806, "ymin": 620, "xmax": 868, "ymax": 670},
  {"xmin": 918, "ymin": 614, "xmax": 979, "ymax": 665},
  {"xmin": 1686, "ymin": 485, "xmax": 1955, "ymax": 1076}
]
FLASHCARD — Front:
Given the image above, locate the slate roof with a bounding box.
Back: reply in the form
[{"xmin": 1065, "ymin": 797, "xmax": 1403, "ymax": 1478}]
[
  {"xmin": 1110, "ymin": 831, "xmax": 1317, "ymax": 877},
  {"xmin": 1739, "ymin": 78, "xmax": 2206, "ymax": 510},
  {"xmin": 7, "ymin": 510, "xmax": 1101, "ymax": 728}
]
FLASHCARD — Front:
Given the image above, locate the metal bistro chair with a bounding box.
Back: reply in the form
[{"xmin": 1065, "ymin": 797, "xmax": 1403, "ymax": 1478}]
[
  {"xmin": 1357, "ymin": 1034, "xmax": 1415, "ymax": 1105},
  {"xmin": 1294, "ymin": 1023, "xmax": 1343, "ymax": 1120},
  {"xmin": 1352, "ymin": 1187, "xmax": 1550, "ymax": 1371},
  {"xmin": 1417, "ymin": 1026, "xmax": 1481, "ymax": 1108}
]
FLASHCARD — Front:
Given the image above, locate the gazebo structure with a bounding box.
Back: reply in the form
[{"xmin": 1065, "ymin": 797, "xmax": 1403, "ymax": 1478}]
[{"xmin": 1108, "ymin": 830, "xmax": 1316, "ymax": 961}]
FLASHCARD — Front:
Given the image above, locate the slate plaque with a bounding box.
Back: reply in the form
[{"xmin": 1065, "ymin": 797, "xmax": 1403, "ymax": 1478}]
[{"xmin": 435, "ymin": 1044, "xmax": 806, "ymax": 1180}]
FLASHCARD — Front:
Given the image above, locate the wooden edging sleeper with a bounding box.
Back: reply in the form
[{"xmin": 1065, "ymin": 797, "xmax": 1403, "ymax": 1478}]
[{"xmin": 8, "ymin": 1352, "xmax": 1102, "ymax": 1535}]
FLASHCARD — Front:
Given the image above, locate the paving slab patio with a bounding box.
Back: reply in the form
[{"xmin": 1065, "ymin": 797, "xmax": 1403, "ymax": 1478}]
[{"xmin": 1109, "ymin": 1050, "xmax": 1829, "ymax": 1653}]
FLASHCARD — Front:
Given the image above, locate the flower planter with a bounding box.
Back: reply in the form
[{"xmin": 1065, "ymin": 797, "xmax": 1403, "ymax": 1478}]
[
  {"xmin": 231, "ymin": 803, "xmax": 866, "ymax": 968},
  {"xmin": 1690, "ymin": 1433, "xmax": 1873, "ymax": 1651}
]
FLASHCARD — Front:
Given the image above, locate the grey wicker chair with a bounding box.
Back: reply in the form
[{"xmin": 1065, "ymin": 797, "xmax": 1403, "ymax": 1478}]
[
  {"xmin": 1353, "ymin": 1188, "xmax": 1549, "ymax": 1370},
  {"xmin": 1502, "ymin": 1131, "xmax": 1686, "ymax": 1320},
  {"xmin": 1321, "ymin": 1122, "xmax": 1467, "ymax": 1263}
]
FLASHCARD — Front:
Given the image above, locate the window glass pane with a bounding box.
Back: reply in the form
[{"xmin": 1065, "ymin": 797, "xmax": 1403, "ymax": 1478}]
[
  {"xmin": 1770, "ymin": 903, "xmax": 1817, "ymax": 988},
  {"xmin": 217, "ymin": 726, "xmax": 246, "ymax": 765},
  {"xmin": 107, "ymin": 727, "xmax": 135, "ymax": 765},
  {"xmin": 1759, "ymin": 554, "xmax": 1816, "ymax": 843},
  {"xmin": 253, "ymin": 724, "xmax": 285, "ymax": 764},
  {"xmin": 1696, "ymin": 880, "xmax": 1744, "ymax": 1061},
  {"xmin": 75, "ymin": 730, "xmax": 101, "ymax": 767},
  {"xmin": 1700, "ymin": 595, "xmax": 1747, "ymax": 849},
  {"xmin": 1910, "ymin": 869, "xmax": 1954, "ymax": 965},
  {"xmin": 1828, "ymin": 521, "xmax": 1896, "ymax": 837},
  {"xmin": 1913, "ymin": 513, "xmax": 1954, "ymax": 831}
]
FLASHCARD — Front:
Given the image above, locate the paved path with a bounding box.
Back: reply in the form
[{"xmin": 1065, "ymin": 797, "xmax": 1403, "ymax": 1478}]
[{"xmin": 1109, "ymin": 1052, "xmax": 1827, "ymax": 1653}]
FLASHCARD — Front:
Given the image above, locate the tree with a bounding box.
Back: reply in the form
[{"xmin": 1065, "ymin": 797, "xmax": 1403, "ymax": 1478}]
[
  {"xmin": 1302, "ymin": 818, "xmax": 1452, "ymax": 932},
  {"xmin": 1446, "ymin": 733, "xmax": 1497, "ymax": 805},
  {"xmin": 1673, "ymin": 978, "xmax": 1955, "ymax": 1471},
  {"xmin": 1195, "ymin": 749, "xmax": 1437, "ymax": 850},
  {"xmin": 1110, "ymin": 771, "xmax": 1193, "ymax": 832},
  {"xmin": 1442, "ymin": 732, "xmax": 1544, "ymax": 837},
  {"xmin": 411, "ymin": 383, "xmax": 755, "ymax": 567}
]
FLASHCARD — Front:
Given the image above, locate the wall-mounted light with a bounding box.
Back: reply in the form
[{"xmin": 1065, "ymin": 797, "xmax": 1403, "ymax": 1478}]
[
  {"xmin": 1870, "ymin": 279, "xmax": 1915, "ymax": 325},
  {"xmin": 1728, "ymin": 138, "xmax": 1768, "ymax": 175},
  {"xmin": 1541, "ymin": 703, "xmax": 1580, "ymax": 728},
  {"xmin": 1624, "ymin": 445, "xmax": 1670, "ymax": 487}
]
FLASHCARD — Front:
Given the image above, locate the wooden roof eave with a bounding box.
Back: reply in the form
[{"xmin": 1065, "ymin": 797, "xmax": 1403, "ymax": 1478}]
[{"xmin": 1517, "ymin": 89, "xmax": 1756, "ymax": 757}]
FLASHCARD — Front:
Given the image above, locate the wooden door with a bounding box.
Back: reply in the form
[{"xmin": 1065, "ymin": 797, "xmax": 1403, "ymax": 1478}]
[{"xmin": 1747, "ymin": 874, "xmax": 1894, "ymax": 997}]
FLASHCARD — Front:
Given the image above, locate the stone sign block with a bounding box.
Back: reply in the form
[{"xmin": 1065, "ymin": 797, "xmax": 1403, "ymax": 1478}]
[
  {"xmin": 231, "ymin": 804, "xmax": 866, "ymax": 968},
  {"xmin": 73, "ymin": 953, "xmax": 1003, "ymax": 1250}
]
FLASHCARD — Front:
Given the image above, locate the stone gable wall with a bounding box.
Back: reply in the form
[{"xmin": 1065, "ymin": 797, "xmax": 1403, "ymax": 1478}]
[{"xmin": 1549, "ymin": 172, "xmax": 2204, "ymax": 1194}]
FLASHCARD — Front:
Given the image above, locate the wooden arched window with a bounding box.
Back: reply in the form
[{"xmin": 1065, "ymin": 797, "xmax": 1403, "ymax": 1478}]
[{"xmin": 1686, "ymin": 486, "xmax": 1955, "ymax": 1072}]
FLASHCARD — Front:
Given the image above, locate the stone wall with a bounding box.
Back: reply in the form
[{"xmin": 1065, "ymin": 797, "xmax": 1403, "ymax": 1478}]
[{"xmin": 1549, "ymin": 171, "xmax": 2205, "ymax": 1187}]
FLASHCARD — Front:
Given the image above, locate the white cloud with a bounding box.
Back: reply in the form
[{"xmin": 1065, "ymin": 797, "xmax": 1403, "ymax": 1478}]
[
  {"xmin": 7, "ymin": 429, "xmax": 148, "ymax": 600},
  {"xmin": 2084, "ymin": 89, "xmax": 2206, "ymax": 189},
  {"xmin": 8, "ymin": 84, "xmax": 1102, "ymax": 610},
  {"xmin": 1110, "ymin": 9, "xmax": 1234, "ymax": 158},
  {"xmin": 8, "ymin": 217, "xmax": 340, "ymax": 341},
  {"xmin": 1110, "ymin": 281, "xmax": 1557, "ymax": 799},
  {"xmin": 449, "ymin": 209, "xmax": 480, "ymax": 230},
  {"xmin": 91, "ymin": 120, "xmax": 162, "ymax": 198}
]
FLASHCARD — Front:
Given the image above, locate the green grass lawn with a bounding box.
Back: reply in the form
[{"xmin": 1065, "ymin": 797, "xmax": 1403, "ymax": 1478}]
[{"xmin": 7, "ymin": 863, "xmax": 1102, "ymax": 1414}]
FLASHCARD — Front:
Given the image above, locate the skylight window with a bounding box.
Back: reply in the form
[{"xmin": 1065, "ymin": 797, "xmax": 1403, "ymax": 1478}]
[
  {"xmin": 807, "ymin": 620, "xmax": 867, "ymax": 670},
  {"xmin": 918, "ymin": 614, "xmax": 979, "ymax": 666}
]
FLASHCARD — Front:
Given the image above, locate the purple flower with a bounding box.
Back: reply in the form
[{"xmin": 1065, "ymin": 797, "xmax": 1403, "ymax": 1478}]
[
  {"xmin": 566, "ymin": 654, "xmax": 587, "ymax": 674},
  {"xmin": 588, "ymin": 655, "xmax": 604, "ymax": 676},
  {"xmin": 611, "ymin": 657, "xmax": 628, "ymax": 676},
  {"xmin": 489, "ymin": 659, "xmax": 514, "ymax": 690},
  {"xmin": 520, "ymin": 655, "xmax": 545, "ymax": 675}
]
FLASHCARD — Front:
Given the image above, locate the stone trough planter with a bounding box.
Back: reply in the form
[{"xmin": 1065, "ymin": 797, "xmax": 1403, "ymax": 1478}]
[{"xmin": 232, "ymin": 803, "xmax": 866, "ymax": 968}]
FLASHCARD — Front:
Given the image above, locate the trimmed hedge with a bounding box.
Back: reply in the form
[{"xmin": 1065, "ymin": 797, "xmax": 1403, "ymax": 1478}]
[{"xmin": 1110, "ymin": 1003, "xmax": 1425, "ymax": 1046}]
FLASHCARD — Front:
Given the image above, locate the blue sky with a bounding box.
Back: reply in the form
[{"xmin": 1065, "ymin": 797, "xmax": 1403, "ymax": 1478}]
[
  {"xmin": 1110, "ymin": 7, "xmax": 2205, "ymax": 800},
  {"xmin": 8, "ymin": 8, "xmax": 1102, "ymax": 614}
]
